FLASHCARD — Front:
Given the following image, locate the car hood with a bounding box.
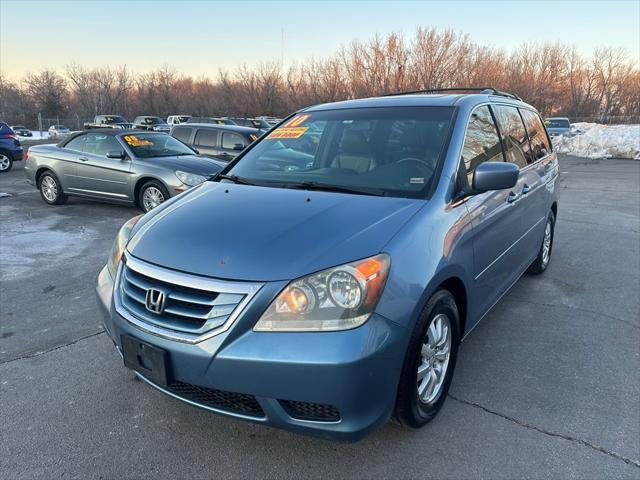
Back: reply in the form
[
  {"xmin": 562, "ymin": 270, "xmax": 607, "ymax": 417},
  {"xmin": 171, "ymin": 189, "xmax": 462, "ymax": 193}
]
[
  {"xmin": 143, "ymin": 155, "xmax": 225, "ymax": 175},
  {"xmin": 127, "ymin": 182, "xmax": 424, "ymax": 281}
]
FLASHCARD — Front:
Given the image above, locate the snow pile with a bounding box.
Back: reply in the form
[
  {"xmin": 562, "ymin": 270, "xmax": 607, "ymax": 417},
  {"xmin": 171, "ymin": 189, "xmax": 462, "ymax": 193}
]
[{"xmin": 552, "ymin": 123, "xmax": 640, "ymax": 160}]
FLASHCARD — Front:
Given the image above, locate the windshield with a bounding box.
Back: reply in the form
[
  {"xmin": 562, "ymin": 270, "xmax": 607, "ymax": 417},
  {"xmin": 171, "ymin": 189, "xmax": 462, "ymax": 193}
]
[
  {"xmin": 250, "ymin": 119, "xmax": 271, "ymax": 129},
  {"xmin": 178, "ymin": 116, "xmax": 191, "ymax": 122},
  {"xmin": 225, "ymin": 106, "xmax": 454, "ymax": 198},
  {"xmin": 57, "ymin": 126, "xmax": 68, "ymax": 130},
  {"xmin": 122, "ymin": 133, "xmax": 195, "ymax": 158},
  {"xmin": 144, "ymin": 117, "xmax": 167, "ymax": 125},
  {"xmin": 545, "ymin": 119, "xmax": 570, "ymax": 128},
  {"xmin": 105, "ymin": 116, "xmax": 128, "ymax": 124}
]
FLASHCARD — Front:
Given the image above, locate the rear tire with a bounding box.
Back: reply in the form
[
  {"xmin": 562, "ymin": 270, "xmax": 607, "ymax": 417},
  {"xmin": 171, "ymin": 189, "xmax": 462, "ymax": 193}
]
[
  {"xmin": 527, "ymin": 210, "xmax": 555, "ymax": 275},
  {"xmin": 139, "ymin": 180, "xmax": 169, "ymax": 213},
  {"xmin": 0, "ymin": 152, "xmax": 13, "ymax": 173},
  {"xmin": 38, "ymin": 171, "xmax": 68, "ymax": 205},
  {"xmin": 395, "ymin": 289, "xmax": 461, "ymax": 428}
]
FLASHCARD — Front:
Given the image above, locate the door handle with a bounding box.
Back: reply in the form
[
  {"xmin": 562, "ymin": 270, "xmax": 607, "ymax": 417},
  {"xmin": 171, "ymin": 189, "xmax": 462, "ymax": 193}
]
[
  {"xmin": 522, "ymin": 184, "xmax": 531, "ymax": 195},
  {"xmin": 507, "ymin": 191, "xmax": 520, "ymax": 203},
  {"xmin": 79, "ymin": 157, "xmax": 89, "ymax": 162}
]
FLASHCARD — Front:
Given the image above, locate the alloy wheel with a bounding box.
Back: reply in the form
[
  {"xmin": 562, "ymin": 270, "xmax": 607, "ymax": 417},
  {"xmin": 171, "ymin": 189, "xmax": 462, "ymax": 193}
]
[
  {"xmin": 417, "ymin": 313, "xmax": 452, "ymax": 405},
  {"xmin": 142, "ymin": 186, "xmax": 165, "ymax": 212},
  {"xmin": 0, "ymin": 155, "xmax": 10, "ymax": 171},
  {"xmin": 541, "ymin": 219, "xmax": 552, "ymax": 267},
  {"xmin": 41, "ymin": 176, "xmax": 58, "ymax": 202}
]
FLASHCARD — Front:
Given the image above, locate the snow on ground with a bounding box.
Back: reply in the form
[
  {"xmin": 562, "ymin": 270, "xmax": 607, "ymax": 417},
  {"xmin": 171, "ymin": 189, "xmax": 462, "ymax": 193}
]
[
  {"xmin": 17, "ymin": 131, "xmax": 51, "ymax": 140},
  {"xmin": 552, "ymin": 123, "xmax": 640, "ymax": 160}
]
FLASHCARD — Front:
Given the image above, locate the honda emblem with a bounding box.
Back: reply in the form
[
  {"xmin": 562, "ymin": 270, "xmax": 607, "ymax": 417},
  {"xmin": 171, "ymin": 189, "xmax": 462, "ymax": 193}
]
[{"xmin": 145, "ymin": 288, "xmax": 166, "ymax": 314}]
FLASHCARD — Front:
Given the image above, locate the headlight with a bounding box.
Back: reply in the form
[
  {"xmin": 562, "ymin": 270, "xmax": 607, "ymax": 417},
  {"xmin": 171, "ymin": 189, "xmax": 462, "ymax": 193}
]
[
  {"xmin": 175, "ymin": 170, "xmax": 206, "ymax": 187},
  {"xmin": 106, "ymin": 215, "xmax": 142, "ymax": 278},
  {"xmin": 254, "ymin": 254, "xmax": 390, "ymax": 332}
]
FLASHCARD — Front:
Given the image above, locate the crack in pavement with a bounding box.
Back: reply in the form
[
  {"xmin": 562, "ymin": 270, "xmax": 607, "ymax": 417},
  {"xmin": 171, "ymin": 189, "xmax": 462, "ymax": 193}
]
[
  {"xmin": 507, "ymin": 296, "xmax": 640, "ymax": 330},
  {"xmin": 0, "ymin": 330, "xmax": 105, "ymax": 366},
  {"xmin": 449, "ymin": 394, "xmax": 640, "ymax": 469}
]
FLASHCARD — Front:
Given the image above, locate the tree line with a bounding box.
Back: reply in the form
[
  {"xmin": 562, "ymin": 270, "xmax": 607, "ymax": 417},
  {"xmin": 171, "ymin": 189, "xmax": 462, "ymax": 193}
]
[{"xmin": 1, "ymin": 27, "xmax": 638, "ymax": 128}]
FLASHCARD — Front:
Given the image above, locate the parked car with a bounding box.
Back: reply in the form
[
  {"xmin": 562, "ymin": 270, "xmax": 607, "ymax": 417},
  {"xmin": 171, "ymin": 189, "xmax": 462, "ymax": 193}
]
[
  {"xmin": 167, "ymin": 115, "xmax": 191, "ymax": 126},
  {"xmin": 544, "ymin": 117, "xmax": 571, "ymax": 137},
  {"xmin": 256, "ymin": 115, "xmax": 281, "ymax": 126},
  {"xmin": 186, "ymin": 117, "xmax": 236, "ymax": 126},
  {"xmin": 133, "ymin": 116, "xmax": 171, "ymax": 132},
  {"xmin": 10, "ymin": 125, "xmax": 32, "ymax": 137},
  {"xmin": 25, "ymin": 130, "xmax": 224, "ymax": 212},
  {"xmin": 47, "ymin": 125, "xmax": 70, "ymax": 137},
  {"xmin": 226, "ymin": 117, "xmax": 272, "ymax": 133},
  {"xmin": 96, "ymin": 88, "xmax": 559, "ymax": 440},
  {"xmin": 0, "ymin": 122, "xmax": 24, "ymax": 173},
  {"xmin": 171, "ymin": 123, "xmax": 259, "ymax": 162},
  {"xmin": 84, "ymin": 115, "xmax": 133, "ymax": 130}
]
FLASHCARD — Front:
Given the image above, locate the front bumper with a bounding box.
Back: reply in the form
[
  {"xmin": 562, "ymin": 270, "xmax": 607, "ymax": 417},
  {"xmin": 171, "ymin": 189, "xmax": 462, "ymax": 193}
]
[{"xmin": 96, "ymin": 265, "xmax": 408, "ymax": 441}]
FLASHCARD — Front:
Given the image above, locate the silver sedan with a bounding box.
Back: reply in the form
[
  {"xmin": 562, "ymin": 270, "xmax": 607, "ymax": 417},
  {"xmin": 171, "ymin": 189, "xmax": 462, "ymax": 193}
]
[{"xmin": 25, "ymin": 130, "xmax": 224, "ymax": 212}]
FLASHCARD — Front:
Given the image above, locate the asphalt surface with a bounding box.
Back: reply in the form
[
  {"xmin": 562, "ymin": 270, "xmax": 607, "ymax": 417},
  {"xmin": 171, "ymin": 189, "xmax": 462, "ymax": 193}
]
[{"xmin": 1, "ymin": 155, "xmax": 639, "ymax": 479}]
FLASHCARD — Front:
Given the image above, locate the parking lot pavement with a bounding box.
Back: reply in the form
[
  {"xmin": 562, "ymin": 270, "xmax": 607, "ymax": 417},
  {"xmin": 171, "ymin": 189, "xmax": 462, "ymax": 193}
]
[{"xmin": 1, "ymin": 156, "xmax": 639, "ymax": 479}]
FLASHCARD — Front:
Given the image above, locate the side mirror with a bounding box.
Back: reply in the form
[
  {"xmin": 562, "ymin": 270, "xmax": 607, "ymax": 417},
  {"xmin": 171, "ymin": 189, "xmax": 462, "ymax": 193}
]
[
  {"xmin": 106, "ymin": 150, "xmax": 126, "ymax": 160},
  {"xmin": 472, "ymin": 161, "xmax": 519, "ymax": 192},
  {"xmin": 233, "ymin": 143, "xmax": 245, "ymax": 151}
]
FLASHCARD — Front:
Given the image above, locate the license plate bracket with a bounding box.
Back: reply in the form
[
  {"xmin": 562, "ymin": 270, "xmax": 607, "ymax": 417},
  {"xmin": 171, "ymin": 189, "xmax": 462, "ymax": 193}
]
[{"xmin": 121, "ymin": 335, "xmax": 169, "ymax": 388}]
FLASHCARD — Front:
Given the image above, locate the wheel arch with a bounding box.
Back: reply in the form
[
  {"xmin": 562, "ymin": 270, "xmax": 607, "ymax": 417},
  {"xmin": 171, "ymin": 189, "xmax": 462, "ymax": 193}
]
[
  {"xmin": 412, "ymin": 267, "xmax": 470, "ymax": 339},
  {"xmin": 551, "ymin": 201, "xmax": 558, "ymax": 219},
  {"xmin": 438, "ymin": 277, "xmax": 468, "ymax": 336},
  {"xmin": 35, "ymin": 166, "xmax": 55, "ymax": 186},
  {"xmin": 134, "ymin": 176, "xmax": 169, "ymax": 207}
]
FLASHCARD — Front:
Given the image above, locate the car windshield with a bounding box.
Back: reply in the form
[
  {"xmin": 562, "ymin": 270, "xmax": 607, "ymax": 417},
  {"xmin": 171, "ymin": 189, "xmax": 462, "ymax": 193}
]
[
  {"xmin": 250, "ymin": 119, "xmax": 270, "ymax": 129},
  {"xmin": 105, "ymin": 116, "xmax": 127, "ymax": 124},
  {"xmin": 546, "ymin": 119, "xmax": 570, "ymax": 128},
  {"xmin": 122, "ymin": 133, "xmax": 195, "ymax": 158},
  {"xmin": 178, "ymin": 116, "xmax": 191, "ymax": 122},
  {"xmin": 225, "ymin": 106, "xmax": 454, "ymax": 198},
  {"xmin": 144, "ymin": 117, "xmax": 166, "ymax": 125},
  {"xmin": 58, "ymin": 126, "xmax": 68, "ymax": 130}
]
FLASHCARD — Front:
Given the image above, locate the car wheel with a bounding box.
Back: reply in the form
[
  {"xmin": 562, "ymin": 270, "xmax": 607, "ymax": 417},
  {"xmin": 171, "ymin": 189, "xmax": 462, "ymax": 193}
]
[
  {"xmin": 0, "ymin": 153, "xmax": 13, "ymax": 173},
  {"xmin": 139, "ymin": 181, "xmax": 169, "ymax": 213},
  {"xmin": 39, "ymin": 171, "xmax": 68, "ymax": 205},
  {"xmin": 395, "ymin": 289, "xmax": 460, "ymax": 428},
  {"xmin": 527, "ymin": 210, "xmax": 556, "ymax": 275}
]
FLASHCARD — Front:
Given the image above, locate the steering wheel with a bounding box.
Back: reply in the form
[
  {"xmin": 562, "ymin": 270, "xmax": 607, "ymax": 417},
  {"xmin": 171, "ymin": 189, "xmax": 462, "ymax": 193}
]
[{"xmin": 397, "ymin": 157, "xmax": 435, "ymax": 176}]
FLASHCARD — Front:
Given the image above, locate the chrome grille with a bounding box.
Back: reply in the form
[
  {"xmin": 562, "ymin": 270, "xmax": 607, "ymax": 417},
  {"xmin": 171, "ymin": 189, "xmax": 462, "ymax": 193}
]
[{"xmin": 116, "ymin": 254, "xmax": 263, "ymax": 342}]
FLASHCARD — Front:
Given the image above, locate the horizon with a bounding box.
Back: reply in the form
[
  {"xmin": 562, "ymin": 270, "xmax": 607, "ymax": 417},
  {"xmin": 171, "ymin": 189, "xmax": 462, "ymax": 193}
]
[{"xmin": 1, "ymin": 0, "xmax": 639, "ymax": 80}]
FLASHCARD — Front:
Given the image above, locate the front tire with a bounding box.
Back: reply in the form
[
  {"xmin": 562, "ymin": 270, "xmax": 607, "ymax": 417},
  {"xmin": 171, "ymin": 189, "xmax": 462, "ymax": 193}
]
[
  {"xmin": 395, "ymin": 289, "xmax": 461, "ymax": 428},
  {"xmin": 38, "ymin": 171, "xmax": 68, "ymax": 205},
  {"xmin": 0, "ymin": 152, "xmax": 13, "ymax": 173},
  {"xmin": 527, "ymin": 210, "xmax": 555, "ymax": 275},
  {"xmin": 139, "ymin": 181, "xmax": 169, "ymax": 213}
]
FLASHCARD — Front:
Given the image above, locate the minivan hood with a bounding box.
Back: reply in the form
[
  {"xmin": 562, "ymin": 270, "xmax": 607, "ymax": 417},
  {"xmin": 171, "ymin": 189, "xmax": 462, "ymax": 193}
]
[{"xmin": 127, "ymin": 182, "xmax": 424, "ymax": 281}]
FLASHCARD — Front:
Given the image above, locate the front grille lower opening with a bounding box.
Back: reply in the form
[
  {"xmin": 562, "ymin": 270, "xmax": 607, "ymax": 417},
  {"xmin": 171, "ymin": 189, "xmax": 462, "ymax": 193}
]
[
  {"xmin": 280, "ymin": 399, "xmax": 341, "ymax": 422},
  {"xmin": 167, "ymin": 381, "xmax": 265, "ymax": 417}
]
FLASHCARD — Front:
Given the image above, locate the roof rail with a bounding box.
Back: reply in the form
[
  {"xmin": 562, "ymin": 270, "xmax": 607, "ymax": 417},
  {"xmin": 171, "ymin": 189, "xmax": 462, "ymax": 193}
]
[{"xmin": 383, "ymin": 87, "xmax": 522, "ymax": 101}]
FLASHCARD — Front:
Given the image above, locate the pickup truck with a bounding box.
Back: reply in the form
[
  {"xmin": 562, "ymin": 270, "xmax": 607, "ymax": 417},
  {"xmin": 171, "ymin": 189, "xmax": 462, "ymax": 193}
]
[{"xmin": 84, "ymin": 115, "xmax": 133, "ymax": 130}]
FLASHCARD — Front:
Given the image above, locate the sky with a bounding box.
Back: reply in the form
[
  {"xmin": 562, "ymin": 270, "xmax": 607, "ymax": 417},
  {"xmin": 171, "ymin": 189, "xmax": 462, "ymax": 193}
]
[{"xmin": 1, "ymin": 0, "xmax": 639, "ymax": 80}]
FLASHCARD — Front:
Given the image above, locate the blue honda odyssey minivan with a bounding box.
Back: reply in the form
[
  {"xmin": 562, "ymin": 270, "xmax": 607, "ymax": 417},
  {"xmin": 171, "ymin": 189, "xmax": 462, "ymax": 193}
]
[{"xmin": 97, "ymin": 88, "xmax": 559, "ymax": 440}]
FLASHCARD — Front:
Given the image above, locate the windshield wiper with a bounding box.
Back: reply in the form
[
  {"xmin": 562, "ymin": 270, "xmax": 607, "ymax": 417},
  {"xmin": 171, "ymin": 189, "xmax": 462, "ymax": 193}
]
[
  {"xmin": 213, "ymin": 174, "xmax": 256, "ymax": 185},
  {"xmin": 281, "ymin": 181, "xmax": 385, "ymax": 197}
]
